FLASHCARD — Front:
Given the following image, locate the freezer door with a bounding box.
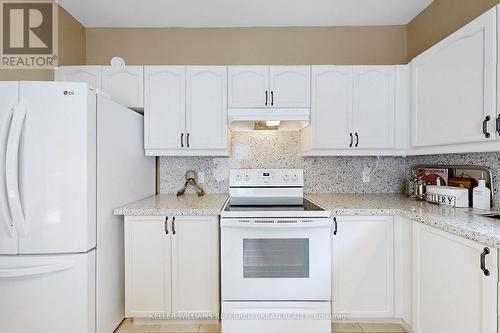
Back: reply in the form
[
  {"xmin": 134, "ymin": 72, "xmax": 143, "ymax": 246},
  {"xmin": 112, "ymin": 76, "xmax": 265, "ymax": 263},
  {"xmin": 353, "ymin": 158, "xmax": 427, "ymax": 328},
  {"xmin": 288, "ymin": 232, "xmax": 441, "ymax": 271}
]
[
  {"xmin": 0, "ymin": 251, "xmax": 96, "ymax": 333},
  {"xmin": 16, "ymin": 82, "xmax": 96, "ymax": 254},
  {"xmin": 0, "ymin": 82, "xmax": 18, "ymax": 254}
]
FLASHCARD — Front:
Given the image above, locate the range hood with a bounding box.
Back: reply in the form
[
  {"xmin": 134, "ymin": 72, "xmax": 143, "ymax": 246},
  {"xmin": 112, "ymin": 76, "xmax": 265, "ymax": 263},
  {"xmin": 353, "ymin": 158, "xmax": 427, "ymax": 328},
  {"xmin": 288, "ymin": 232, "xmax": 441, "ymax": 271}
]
[{"xmin": 228, "ymin": 108, "xmax": 310, "ymax": 131}]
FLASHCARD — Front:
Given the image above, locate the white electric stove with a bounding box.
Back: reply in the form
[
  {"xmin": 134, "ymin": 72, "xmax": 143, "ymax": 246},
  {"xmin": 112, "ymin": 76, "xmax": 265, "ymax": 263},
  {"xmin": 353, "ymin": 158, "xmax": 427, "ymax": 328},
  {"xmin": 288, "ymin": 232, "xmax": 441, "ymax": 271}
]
[{"xmin": 221, "ymin": 169, "xmax": 332, "ymax": 333}]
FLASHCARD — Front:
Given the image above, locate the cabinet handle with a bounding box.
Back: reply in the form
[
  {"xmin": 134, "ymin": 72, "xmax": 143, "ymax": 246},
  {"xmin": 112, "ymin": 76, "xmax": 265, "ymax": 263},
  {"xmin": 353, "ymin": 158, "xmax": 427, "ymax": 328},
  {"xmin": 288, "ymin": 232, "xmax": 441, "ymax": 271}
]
[
  {"xmin": 483, "ymin": 116, "xmax": 491, "ymax": 138},
  {"xmin": 333, "ymin": 217, "xmax": 338, "ymax": 235},
  {"xmin": 355, "ymin": 133, "xmax": 359, "ymax": 147},
  {"xmin": 349, "ymin": 133, "xmax": 353, "ymax": 148},
  {"xmin": 172, "ymin": 217, "xmax": 176, "ymax": 235},
  {"xmin": 164, "ymin": 217, "xmax": 169, "ymax": 235},
  {"xmin": 480, "ymin": 247, "xmax": 490, "ymax": 276},
  {"xmin": 180, "ymin": 133, "xmax": 184, "ymax": 148},
  {"xmin": 187, "ymin": 133, "xmax": 190, "ymax": 148},
  {"xmin": 271, "ymin": 91, "xmax": 274, "ymax": 106},
  {"xmin": 496, "ymin": 115, "xmax": 500, "ymax": 135},
  {"xmin": 265, "ymin": 91, "xmax": 268, "ymax": 106}
]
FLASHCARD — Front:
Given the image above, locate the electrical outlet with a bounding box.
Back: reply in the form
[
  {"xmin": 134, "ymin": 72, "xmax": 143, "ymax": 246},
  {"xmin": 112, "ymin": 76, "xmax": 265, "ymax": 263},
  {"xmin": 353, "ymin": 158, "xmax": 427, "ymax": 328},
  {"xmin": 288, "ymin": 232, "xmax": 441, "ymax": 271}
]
[
  {"xmin": 362, "ymin": 166, "xmax": 371, "ymax": 183},
  {"xmin": 197, "ymin": 172, "xmax": 205, "ymax": 184}
]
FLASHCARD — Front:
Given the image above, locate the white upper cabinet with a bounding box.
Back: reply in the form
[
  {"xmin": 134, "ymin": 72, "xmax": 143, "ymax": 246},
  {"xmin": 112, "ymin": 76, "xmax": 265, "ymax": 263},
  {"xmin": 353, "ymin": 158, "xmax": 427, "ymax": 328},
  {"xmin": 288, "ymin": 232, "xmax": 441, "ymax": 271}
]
[
  {"xmin": 411, "ymin": 8, "xmax": 497, "ymax": 148},
  {"xmin": 353, "ymin": 66, "xmax": 395, "ymax": 149},
  {"xmin": 54, "ymin": 66, "xmax": 102, "ymax": 90},
  {"xmin": 412, "ymin": 222, "xmax": 497, "ymax": 333},
  {"xmin": 102, "ymin": 66, "xmax": 144, "ymax": 109},
  {"xmin": 332, "ymin": 216, "xmax": 395, "ymax": 318},
  {"xmin": 228, "ymin": 65, "xmax": 311, "ymax": 108},
  {"xmin": 497, "ymin": 4, "xmax": 500, "ymax": 139},
  {"xmin": 309, "ymin": 66, "xmax": 353, "ymax": 149},
  {"xmin": 228, "ymin": 66, "xmax": 269, "ymax": 107},
  {"xmin": 144, "ymin": 66, "xmax": 229, "ymax": 156},
  {"xmin": 269, "ymin": 66, "xmax": 311, "ymax": 108},
  {"xmin": 186, "ymin": 67, "xmax": 228, "ymax": 150},
  {"xmin": 144, "ymin": 66, "xmax": 186, "ymax": 150},
  {"xmin": 56, "ymin": 66, "xmax": 144, "ymax": 109},
  {"xmin": 302, "ymin": 65, "xmax": 401, "ymax": 155}
]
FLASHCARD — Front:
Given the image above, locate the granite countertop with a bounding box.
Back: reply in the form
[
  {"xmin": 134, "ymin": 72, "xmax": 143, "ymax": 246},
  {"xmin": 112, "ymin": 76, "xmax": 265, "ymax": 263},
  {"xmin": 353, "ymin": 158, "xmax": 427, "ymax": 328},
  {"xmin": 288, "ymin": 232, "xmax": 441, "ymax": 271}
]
[
  {"xmin": 114, "ymin": 192, "xmax": 500, "ymax": 248},
  {"xmin": 113, "ymin": 193, "xmax": 228, "ymax": 216},
  {"xmin": 307, "ymin": 193, "xmax": 500, "ymax": 248}
]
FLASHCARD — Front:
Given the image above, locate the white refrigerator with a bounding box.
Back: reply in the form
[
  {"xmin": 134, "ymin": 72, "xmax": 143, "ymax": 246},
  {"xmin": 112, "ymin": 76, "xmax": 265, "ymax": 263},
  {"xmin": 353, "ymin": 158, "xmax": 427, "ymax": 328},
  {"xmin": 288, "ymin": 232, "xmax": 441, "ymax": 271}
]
[{"xmin": 0, "ymin": 81, "xmax": 155, "ymax": 333}]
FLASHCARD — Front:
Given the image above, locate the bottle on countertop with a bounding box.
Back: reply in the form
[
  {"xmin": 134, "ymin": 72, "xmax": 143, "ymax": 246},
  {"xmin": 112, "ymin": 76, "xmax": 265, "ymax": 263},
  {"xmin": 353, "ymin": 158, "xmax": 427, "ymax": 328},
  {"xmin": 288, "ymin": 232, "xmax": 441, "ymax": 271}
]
[{"xmin": 472, "ymin": 173, "xmax": 491, "ymax": 210}]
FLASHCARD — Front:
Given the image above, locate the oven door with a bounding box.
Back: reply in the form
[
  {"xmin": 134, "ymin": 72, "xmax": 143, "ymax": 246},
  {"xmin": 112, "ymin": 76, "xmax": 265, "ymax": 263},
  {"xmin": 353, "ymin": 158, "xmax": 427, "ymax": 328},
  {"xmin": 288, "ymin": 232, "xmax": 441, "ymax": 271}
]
[{"xmin": 221, "ymin": 218, "xmax": 332, "ymax": 301}]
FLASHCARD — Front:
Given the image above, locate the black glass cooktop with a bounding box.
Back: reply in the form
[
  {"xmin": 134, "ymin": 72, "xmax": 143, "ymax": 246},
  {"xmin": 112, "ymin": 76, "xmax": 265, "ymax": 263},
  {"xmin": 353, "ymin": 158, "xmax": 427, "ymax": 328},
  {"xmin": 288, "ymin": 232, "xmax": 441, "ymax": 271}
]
[{"xmin": 224, "ymin": 198, "xmax": 325, "ymax": 212}]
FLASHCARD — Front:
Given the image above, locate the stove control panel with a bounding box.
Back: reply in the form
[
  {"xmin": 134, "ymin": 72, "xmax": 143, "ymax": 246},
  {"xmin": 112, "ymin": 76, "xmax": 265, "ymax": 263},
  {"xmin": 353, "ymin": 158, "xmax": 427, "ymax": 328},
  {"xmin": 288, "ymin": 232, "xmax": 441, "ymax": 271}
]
[{"xmin": 230, "ymin": 169, "xmax": 304, "ymax": 187}]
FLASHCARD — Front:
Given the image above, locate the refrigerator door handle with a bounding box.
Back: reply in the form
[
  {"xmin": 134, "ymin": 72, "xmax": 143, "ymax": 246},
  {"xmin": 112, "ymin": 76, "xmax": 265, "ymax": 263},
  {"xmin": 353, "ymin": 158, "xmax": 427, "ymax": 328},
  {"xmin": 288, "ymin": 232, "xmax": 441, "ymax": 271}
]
[
  {"xmin": 1, "ymin": 103, "xmax": 16, "ymax": 238},
  {"xmin": 5, "ymin": 100, "xmax": 28, "ymax": 236},
  {"xmin": 0, "ymin": 260, "xmax": 75, "ymax": 278}
]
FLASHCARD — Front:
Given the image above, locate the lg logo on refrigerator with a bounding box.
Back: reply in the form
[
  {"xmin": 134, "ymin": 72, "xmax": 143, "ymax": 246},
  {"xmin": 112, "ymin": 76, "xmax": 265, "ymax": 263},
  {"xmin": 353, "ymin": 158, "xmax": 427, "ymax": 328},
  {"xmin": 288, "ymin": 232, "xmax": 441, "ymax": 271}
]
[{"xmin": 1, "ymin": 1, "xmax": 58, "ymax": 69}]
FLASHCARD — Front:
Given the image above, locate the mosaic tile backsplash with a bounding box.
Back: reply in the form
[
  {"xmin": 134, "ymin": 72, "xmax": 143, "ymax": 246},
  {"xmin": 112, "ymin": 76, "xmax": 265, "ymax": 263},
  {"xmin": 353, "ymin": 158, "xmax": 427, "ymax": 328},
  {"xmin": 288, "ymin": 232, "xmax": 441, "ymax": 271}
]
[{"xmin": 160, "ymin": 131, "xmax": 500, "ymax": 207}]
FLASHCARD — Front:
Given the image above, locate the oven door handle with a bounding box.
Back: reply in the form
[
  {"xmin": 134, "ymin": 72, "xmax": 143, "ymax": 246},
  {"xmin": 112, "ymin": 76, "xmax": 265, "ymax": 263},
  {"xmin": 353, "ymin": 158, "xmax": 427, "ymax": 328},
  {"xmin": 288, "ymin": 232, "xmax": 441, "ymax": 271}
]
[{"xmin": 221, "ymin": 221, "xmax": 332, "ymax": 228}]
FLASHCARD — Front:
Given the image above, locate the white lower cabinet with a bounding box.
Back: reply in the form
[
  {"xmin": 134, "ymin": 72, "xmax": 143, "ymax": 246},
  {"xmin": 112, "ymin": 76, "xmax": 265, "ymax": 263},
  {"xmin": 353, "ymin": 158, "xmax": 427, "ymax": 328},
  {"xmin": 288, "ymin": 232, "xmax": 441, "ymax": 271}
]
[
  {"xmin": 125, "ymin": 216, "xmax": 171, "ymax": 318},
  {"xmin": 332, "ymin": 216, "xmax": 395, "ymax": 318},
  {"xmin": 412, "ymin": 222, "xmax": 498, "ymax": 333},
  {"xmin": 171, "ymin": 216, "xmax": 220, "ymax": 317},
  {"xmin": 124, "ymin": 216, "xmax": 219, "ymax": 319}
]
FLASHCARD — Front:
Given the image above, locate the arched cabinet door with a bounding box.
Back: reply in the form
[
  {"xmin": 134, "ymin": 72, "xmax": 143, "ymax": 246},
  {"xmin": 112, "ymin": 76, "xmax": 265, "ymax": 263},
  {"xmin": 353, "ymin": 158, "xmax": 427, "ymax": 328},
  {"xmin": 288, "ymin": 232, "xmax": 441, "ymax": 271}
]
[
  {"xmin": 352, "ymin": 66, "xmax": 395, "ymax": 149},
  {"xmin": 144, "ymin": 66, "xmax": 186, "ymax": 150},
  {"xmin": 55, "ymin": 66, "xmax": 102, "ymax": 90},
  {"xmin": 270, "ymin": 66, "xmax": 311, "ymax": 108},
  {"xmin": 186, "ymin": 66, "xmax": 228, "ymax": 150},
  {"xmin": 228, "ymin": 66, "xmax": 269, "ymax": 108},
  {"xmin": 411, "ymin": 8, "xmax": 496, "ymax": 147},
  {"xmin": 102, "ymin": 66, "xmax": 144, "ymax": 109},
  {"xmin": 310, "ymin": 66, "xmax": 353, "ymax": 149}
]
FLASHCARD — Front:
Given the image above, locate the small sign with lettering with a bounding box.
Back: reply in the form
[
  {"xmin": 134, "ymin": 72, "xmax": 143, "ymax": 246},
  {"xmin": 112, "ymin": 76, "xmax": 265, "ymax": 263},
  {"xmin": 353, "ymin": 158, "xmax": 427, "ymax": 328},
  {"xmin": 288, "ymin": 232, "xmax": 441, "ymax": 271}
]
[{"xmin": 425, "ymin": 193, "xmax": 457, "ymax": 207}]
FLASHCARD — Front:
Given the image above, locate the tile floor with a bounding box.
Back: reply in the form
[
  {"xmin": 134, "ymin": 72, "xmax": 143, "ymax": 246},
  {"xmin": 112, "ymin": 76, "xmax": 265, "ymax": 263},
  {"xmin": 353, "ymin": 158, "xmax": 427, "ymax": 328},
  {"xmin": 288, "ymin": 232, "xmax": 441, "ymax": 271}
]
[{"xmin": 115, "ymin": 319, "xmax": 408, "ymax": 333}]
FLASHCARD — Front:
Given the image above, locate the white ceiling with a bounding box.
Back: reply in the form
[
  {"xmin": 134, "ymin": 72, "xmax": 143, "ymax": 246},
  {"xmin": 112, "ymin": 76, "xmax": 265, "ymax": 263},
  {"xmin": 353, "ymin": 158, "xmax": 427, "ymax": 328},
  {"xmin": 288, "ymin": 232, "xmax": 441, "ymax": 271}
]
[{"xmin": 56, "ymin": 0, "xmax": 433, "ymax": 28}]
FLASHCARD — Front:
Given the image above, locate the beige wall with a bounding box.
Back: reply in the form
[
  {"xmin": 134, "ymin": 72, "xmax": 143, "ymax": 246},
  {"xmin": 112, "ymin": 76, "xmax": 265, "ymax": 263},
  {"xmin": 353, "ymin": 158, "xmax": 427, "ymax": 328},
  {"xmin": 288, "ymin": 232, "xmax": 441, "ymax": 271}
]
[
  {"xmin": 407, "ymin": 0, "xmax": 499, "ymax": 61},
  {"xmin": 2, "ymin": 0, "xmax": 498, "ymax": 78},
  {"xmin": 86, "ymin": 26, "xmax": 407, "ymax": 65},
  {"xmin": 0, "ymin": 5, "xmax": 86, "ymax": 81}
]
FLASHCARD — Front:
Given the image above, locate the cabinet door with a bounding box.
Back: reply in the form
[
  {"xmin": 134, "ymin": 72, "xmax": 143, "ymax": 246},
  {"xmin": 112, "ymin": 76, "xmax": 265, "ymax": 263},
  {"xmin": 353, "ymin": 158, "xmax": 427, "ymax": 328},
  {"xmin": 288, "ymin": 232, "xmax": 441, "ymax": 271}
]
[
  {"xmin": 54, "ymin": 66, "xmax": 102, "ymax": 90},
  {"xmin": 102, "ymin": 66, "xmax": 144, "ymax": 108},
  {"xmin": 412, "ymin": 222, "xmax": 497, "ymax": 333},
  {"xmin": 144, "ymin": 66, "xmax": 186, "ymax": 150},
  {"xmin": 186, "ymin": 66, "xmax": 228, "ymax": 150},
  {"xmin": 353, "ymin": 66, "xmax": 395, "ymax": 149},
  {"xmin": 411, "ymin": 8, "xmax": 496, "ymax": 147},
  {"xmin": 332, "ymin": 216, "xmax": 394, "ymax": 318},
  {"xmin": 124, "ymin": 217, "xmax": 171, "ymax": 318},
  {"xmin": 228, "ymin": 66, "xmax": 269, "ymax": 108},
  {"xmin": 270, "ymin": 66, "xmax": 311, "ymax": 108},
  {"xmin": 310, "ymin": 66, "xmax": 353, "ymax": 149},
  {"xmin": 497, "ymin": 4, "xmax": 500, "ymax": 140},
  {"xmin": 171, "ymin": 216, "xmax": 219, "ymax": 317}
]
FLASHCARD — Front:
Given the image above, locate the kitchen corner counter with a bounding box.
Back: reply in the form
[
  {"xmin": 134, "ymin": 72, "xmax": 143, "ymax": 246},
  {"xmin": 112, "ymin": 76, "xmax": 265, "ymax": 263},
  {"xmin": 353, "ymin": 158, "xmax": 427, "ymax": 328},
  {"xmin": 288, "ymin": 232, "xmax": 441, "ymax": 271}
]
[
  {"xmin": 113, "ymin": 193, "xmax": 228, "ymax": 216},
  {"xmin": 307, "ymin": 193, "xmax": 500, "ymax": 249}
]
